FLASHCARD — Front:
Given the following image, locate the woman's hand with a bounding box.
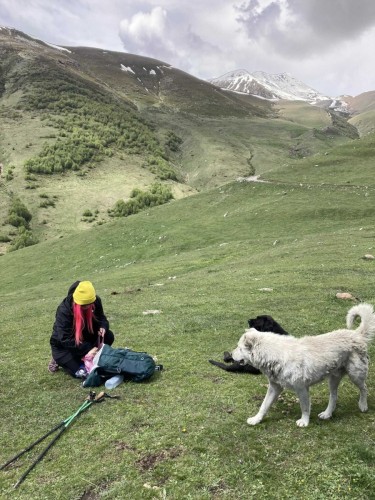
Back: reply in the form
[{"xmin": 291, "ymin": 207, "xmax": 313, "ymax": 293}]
[
  {"xmin": 97, "ymin": 328, "xmax": 106, "ymax": 348},
  {"xmin": 87, "ymin": 347, "xmax": 98, "ymax": 357}
]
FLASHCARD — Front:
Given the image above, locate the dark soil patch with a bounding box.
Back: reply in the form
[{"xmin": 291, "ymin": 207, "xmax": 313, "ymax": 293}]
[{"xmin": 135, "ymin": 447, "xmax": 183, "ymax": 471}]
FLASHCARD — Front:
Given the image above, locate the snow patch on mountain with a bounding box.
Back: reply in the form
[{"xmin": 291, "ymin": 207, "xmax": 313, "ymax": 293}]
[
  {"xmin": 209, "ymin": 69, "xmax": 332, "ymax": 105},
  {"xmin": 1, "ymin": 26, "xmax": 71, "ymax": 53},
  {"xmin": 121, "ymin": 64, "xmax": 135, "ymax": 74},
  {"xmin": 45, "ymin": 42, "xmax": 71, "ymax": 53}
]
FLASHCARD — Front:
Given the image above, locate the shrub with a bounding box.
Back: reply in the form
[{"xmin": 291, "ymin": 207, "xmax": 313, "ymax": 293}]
[
  {"xmin": 24, "ymin": 173, "xmax": 38, "ymax": 182},
  {"xmin": 146, "ymin": 156, "xmax": 179, "ymax": 181},
  {"xmin": 11, "ymin": 199, "xmax": 32, "ymax": 222},
  {"xmin": 19, "ymin": 69, "xmax": 172, "ymax": 178},
  {"xmin": 39, "ymin": 199, "xmax": 55, "ymax": 208},
  {"xmin": 130, "ymin": 188, "xmax": 142, "ymax": 198},
  {"xmin": 112, "ymin": 183, "xmax": 173, "ymax": 217},
  {"xmin": 7, "ymin": 198, "xmax": 32, "ymax": 228},
  {"xmin": 8, "ymin": 226, "xmax": 38, "ymax": 251},
  {"xmin": 165, "ymin": 131, "xmax": 183, "ymax": 152},
  {"xmin": 7, "ymin": 214, "xmax": 27, "ymax": 227}
]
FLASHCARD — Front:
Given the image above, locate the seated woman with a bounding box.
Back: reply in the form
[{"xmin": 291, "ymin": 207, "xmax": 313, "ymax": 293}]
[{"xmin": 48, "ymin": 280, "xmax": 115, "ymax": 378}]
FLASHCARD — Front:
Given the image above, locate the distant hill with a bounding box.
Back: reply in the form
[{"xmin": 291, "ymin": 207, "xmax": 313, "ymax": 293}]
[
  {"xmin": 209, "ymin": 69, "xmax": 374, "ymax": 117},
  {"xmin": 65, "ymin": 47, "xmax": 270, "ymax": 119},
  {"xmin": 209, "ymin": 69, "xmax": 331, "ymax": 104},
  {"xmin": 0, "ymin": 26, "xmax": 368, "ymax": 253},
  {"xmin": 209, "ymin": 69, "xmax": 375, "ymax": 134},
  {"xmin": 343, "ymin": 91, "xmax": 375, "ymax": 136}
]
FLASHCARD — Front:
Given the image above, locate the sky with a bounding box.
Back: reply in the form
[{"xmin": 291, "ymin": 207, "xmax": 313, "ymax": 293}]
[{"xmin": 1, "ymin": 0, "xmax": 375, "ymax": 97}]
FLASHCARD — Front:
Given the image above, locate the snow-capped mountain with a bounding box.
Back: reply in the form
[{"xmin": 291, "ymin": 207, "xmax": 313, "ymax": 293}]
[{"xmin": 209, "ymin": 69, "xmax": 332, "ymax": 105}]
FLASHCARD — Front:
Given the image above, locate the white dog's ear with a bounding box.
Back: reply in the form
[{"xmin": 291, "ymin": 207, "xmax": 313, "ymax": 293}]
[{"xmin": 243, "ymin": 331, "xmax": 253, "ymax": 349}]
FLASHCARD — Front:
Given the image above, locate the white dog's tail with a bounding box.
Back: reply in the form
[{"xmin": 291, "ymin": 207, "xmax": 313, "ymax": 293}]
[{"xmin": 346, "ymin": 303, "xmax": 375, "ymax": 341}]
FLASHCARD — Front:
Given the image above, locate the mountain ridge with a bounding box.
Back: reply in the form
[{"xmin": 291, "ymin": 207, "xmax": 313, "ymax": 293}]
[
  {"xmin": 1, "ymin": 25, "xmax": 370, "ymax": 116},
  {"xmin": 208, "ymin": 69, "xmax": 348, "ymax": 110}
]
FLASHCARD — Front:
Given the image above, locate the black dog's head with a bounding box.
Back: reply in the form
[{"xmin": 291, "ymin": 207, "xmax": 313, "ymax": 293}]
[
  {"xmin": 221, "ymin": 315, "xmax": 289, "ymax": 364},
  {"xmin": 248, "ymin": 315, "xmax": 289, "ymax": 336},
  {"xmin": 210, "ymin": 315, "xmax": 289, "ymax": 372}
]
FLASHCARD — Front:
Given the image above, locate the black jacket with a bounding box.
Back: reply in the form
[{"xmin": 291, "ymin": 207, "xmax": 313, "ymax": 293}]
[{"xmin": 50, "ymin": 281, "xmax": 110, "ymax": 362}]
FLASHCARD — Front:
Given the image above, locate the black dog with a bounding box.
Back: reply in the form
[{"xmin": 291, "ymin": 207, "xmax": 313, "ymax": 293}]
[{"xmin": 209, "ymin": 315, "xmax": 289, "ymax": 374}]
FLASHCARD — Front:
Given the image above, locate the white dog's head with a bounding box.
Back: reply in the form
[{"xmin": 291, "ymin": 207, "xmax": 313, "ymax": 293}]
[{"xmin": 231, "ymin": 329, "xmax": 257, "ymax": 365}]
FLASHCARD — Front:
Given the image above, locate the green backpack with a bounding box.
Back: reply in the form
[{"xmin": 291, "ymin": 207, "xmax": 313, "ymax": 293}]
[{"xmin": 83, "ymin": 344, "xmax": 159, "ymax": 387}]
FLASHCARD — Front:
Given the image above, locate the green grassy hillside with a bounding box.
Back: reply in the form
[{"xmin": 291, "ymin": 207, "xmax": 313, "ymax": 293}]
[
  {"xmin": 263, "ymin": 131, "xmax": 375, "ymax": 185},
  {"xmin": 346, "ymin": 91, "xmax": 375, "ymax": 136},
  {"xmin": 276, "ymin": 100, "xmax": 332, "ymax": 128},
  {"xmin": 0, "ymin": 28, "xmax": 363, "ymax": 254},
  {"xmin": 1, "ymin": 136, "xmax": 375, "ymax": 498},
  {"xmin": 349, "ymin": 110, "xmax": 375, "ymax": 136}
]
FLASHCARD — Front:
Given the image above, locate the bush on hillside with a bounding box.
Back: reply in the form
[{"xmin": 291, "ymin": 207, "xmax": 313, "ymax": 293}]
[
  {"xmin": 111, "ymin": 183, "xmax": 174, "ymax": 217},
  {"xmin": 8, "ymin": 226, "xmax": 38, "ymax": 251},
  {"xmin": 146, "ymin": 156, "xmax": 179, "ymax": 181},
  {"xmin": 24, "ymin": 173, "xmax": 38, "ymax": 182},
  {"xmin": 19, "ymin": 66, "xmax": 177, "ymax": 180},
  {"xmin": 7, "ymin": 198, "xmax": 32, "ymax": 228},
  {"xmin": 165, "ymin": 131, "xmax": 183, "ymax": 152},
  {"xmin": 7, "ymin": 214, "xmax": 27, "ymax": 227},
  {"xmin": 39, "ymin": 199, "xmax": 55, "ymax": 208}
]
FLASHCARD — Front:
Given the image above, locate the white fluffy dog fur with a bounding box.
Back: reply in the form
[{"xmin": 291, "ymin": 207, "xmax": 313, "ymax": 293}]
[{"xmin": 231, "ymin": 303, "xmax": 375, "ymax": 427}]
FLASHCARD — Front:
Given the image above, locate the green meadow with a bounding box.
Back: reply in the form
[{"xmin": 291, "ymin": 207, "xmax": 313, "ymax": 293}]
[{"xmin": 1, "ymin": 133, "xmax": 375, "ymax": 499}]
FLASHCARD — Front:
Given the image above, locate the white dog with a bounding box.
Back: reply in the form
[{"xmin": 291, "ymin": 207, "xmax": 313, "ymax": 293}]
[{"xmin": 231, "ymin": 303, "xmax": 375, "ymax": 427}]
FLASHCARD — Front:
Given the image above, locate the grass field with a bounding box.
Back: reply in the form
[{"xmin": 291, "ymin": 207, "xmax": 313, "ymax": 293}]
[
  {"xmin": 275, "ymin": 100, "xmax": 331, "ymax": 129},
  {"xmin": 1, "ymin": 134, "xmax": 375, "ymax": 499},
  {"xmin": 263, "ymin": 131, "xmax": 375, "ymax": 186}
]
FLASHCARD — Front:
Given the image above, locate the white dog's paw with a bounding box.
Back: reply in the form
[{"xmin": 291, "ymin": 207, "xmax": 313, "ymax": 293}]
[
  {"xmin": 318, "ymin": 411, "xmax": 332, "ymax": 420},
  {"xmin": 296, "ymin": 418, "xmax": 309, "ymax": 427},
  {"xmin": 359, "ymin": 402, "xmax": 368, "ymax": 413},
  {"xmin": 247, "ymin": 416, "xmax": 262, "ymax": 426}
]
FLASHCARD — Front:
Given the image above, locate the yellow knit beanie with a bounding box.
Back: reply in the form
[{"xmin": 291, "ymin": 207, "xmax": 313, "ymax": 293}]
[{"xmin": 73, "ymin": 281, "xmax": 96, "ymax": 305}]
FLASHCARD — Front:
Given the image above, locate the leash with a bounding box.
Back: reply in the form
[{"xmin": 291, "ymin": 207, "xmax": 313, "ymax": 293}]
[{"xmin": 1, "ymin": 391, "xmax": 118, "ymax": 488}]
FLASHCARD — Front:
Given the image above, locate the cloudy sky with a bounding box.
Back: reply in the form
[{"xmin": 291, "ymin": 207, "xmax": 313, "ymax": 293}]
[{"xmin": 1, "ymin": 0, "xmax": 375, "ymax": 97}]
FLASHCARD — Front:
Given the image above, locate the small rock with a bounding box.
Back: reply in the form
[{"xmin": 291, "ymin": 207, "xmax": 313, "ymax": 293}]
[
  {"xmin": 336, "ymin": 292, "xmax": 356, "ymax": 300},
  {"xmin": 362, "ymin": 254, "xmax": 374, "ymax": 260}
]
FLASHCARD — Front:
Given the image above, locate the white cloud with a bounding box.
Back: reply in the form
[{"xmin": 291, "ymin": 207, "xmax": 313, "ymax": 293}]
[
  {"xmin": 0, "ymin": 0, "xmax": 124, "ymax": 50},
  {"xmin": 119, "ymin": 5, "xmax": 225, "ymax": 73},
  {"xmin": 120, "ymin": 7, "xmax": 167, "ymax": 46},
  {"xmin": 235, "ymin": 0, "xmax": 375, "ymax": 57}
]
